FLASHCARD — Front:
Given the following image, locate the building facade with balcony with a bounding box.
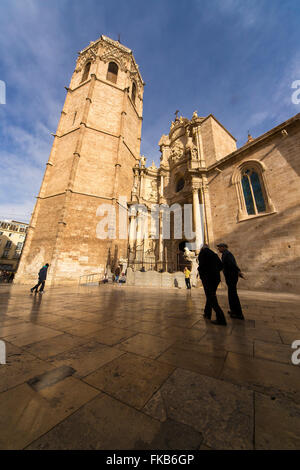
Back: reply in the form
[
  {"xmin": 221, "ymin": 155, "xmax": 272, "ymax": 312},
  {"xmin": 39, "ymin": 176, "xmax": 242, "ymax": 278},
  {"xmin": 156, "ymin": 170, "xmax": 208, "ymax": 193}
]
[{"xmin": 0, "ymin": 220, "xmax": 28, "ymax": 273}]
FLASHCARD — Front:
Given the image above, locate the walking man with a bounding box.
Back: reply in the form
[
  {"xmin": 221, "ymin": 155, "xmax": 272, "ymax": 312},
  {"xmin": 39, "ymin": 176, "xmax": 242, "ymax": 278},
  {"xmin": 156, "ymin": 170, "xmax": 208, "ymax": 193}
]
[
  {"xmin": 184, "ymin": 266, "xmax": 191, "ymax": 289},
  {"xmin": 31, "ymin": 263, "xmax": 49, "ymax": 294},
  {"xmin": 217, "ymin": 243, "xmax": 245, "ymax": 320},
  {"xmin": 198, "ymin": 245, "xmax": 227, "ymax": 326}
]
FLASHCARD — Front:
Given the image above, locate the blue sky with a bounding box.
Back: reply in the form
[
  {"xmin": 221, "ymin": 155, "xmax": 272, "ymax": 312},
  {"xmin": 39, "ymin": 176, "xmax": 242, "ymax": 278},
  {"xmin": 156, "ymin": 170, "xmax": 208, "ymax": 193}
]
[{"xmin": 0, "ymin": 0, "xmax": 300, "ymax": 222}]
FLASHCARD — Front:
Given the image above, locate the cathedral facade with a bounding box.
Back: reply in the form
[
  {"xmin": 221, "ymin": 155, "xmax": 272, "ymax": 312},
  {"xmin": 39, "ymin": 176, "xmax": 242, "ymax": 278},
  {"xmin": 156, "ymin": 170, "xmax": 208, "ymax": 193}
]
[{"xmin": 15, "ymin": 36, "xmax": 300, "ymax": 292}]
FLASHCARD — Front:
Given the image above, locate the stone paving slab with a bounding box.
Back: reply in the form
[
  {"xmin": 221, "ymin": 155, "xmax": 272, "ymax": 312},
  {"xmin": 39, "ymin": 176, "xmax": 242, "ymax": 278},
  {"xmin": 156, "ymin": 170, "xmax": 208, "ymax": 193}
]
[
  {"xmin": 83, "ymin": 352, "xmax": 175, "ymax": 409},
  {"xmin": 231, "ymin": 327, "xmax": 282, "ymax": 344},
  {"xmin": 279, "ymin": 329, "xmax": 300, "ymax": 345},
  {"xmin": 221, "ymin": 352, "xmax": 300, "ymax": 403},
  {"xmin": 58, "ymin": 322, "xmax": 105, "ymax": 337},
  {"xmin": 143, "ymin": 368, "xmax": 254, "ymax": 450},
  {"xmin": 0, "ymin": 356, "xmax": 53, "ymax": 394},
  {"xmin": 254, "ymin": 340, "xmax": 293, "ymax": 364},
  {"xmin": 3, "ymin": 329, "xmax": 62, "ymax": 348},
  {"xmin": 47, "ymin": 340, "xmax": 125, "ymax": 378},
  {"xmin": 0, "ymin": 378, "xmax": 100, "ymax": 450},
  {"xmin": 117, "ymin": 333, "xmax": 176, "ymax": 359},
  {"xmin": 254, "ymin": 393, "xmax": 300, "ymax": 450},
  {"xmin": 157, "ymin": 346, "xmax": 226, "ymax": 378},
  {"xmin": 122, "ymin": 320, "xmax": 170, "ymax": 335},
  {"xmin": 23, "ymin": 333, "xmax": 89, "ymax": 360},
  {"xmin": 89, "ymin": 326, "xmax": 138, "ymax": 346},
  {"xmin": 198, "ymin": 334, "xmax": 254, "ymax": 357}
]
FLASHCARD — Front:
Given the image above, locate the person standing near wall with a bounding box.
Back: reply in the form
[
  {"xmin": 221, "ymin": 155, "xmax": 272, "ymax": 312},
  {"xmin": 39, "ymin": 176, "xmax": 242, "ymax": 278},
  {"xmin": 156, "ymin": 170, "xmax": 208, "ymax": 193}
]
[
  {"xmin": 184, "ymin": 266, "xmax": 191, "ymax": 289},
  {"xmin": 198, "ymin": 245, "xmax": 227, "ymax": 326},
  {"xmin": 217, "ymin": 243, "xmax": 245, "ymax": 320},
  {"xmin": 30, "ymin": 263, "xmax": 49, "ymax": 294},
  {"xmin": 114, "ymin": 265, "xmax": 121, "ymax": 284}
]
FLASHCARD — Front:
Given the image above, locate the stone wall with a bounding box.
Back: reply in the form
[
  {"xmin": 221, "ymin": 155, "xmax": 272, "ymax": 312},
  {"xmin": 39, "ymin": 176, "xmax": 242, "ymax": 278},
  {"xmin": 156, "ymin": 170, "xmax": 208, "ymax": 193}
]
[{"xmin": 208, "ymin": 119, "xmax": 300, "ymax": 292}]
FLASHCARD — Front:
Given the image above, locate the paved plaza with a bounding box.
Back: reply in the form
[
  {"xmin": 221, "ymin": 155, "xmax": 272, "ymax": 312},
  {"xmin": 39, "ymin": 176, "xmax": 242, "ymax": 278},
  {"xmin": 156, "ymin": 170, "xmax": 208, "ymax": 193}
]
[{"xmin": 0, "ymin": 283, "xmax": 300, "ymax": 450}]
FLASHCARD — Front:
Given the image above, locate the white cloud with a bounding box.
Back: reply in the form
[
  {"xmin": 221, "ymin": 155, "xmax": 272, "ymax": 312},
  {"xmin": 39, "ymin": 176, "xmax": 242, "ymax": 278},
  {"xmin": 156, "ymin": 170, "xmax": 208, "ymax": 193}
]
[
  {"xmin": 0, "ymin": 150, "xmax": 43, "ymax": 222},
  {"xmin": 0, "ymin": 0, "xmax": 69, "ymax": 220}
]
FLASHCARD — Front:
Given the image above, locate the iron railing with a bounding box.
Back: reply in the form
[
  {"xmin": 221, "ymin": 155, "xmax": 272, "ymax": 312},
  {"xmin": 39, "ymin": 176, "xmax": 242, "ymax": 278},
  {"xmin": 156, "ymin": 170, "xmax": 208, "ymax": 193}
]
[{"xmin": 79, "ymin": 273, "xmax": 103, "ymax": 285}]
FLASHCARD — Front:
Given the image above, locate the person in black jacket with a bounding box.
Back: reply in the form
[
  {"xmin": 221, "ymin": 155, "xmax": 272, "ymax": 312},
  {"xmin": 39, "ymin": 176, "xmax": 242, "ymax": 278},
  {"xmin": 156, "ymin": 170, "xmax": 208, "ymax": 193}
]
[
  {"xmin": 31, "ymin": 263, "xmax": 49, "ymax": 294},
  {"xmin": 217, "ymin": 243, "xmax": 245, "ymax": 320},
  {"xmin": 198, "ymin": 245, "xmax": 227, "ymax": 326}
]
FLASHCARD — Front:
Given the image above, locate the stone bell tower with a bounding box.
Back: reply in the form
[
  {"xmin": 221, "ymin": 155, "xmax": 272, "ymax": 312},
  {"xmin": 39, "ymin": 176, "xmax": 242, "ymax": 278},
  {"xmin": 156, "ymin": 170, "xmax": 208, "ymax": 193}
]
[{"xmin": 15, "ymin": 35, "xmax": 144, "ymax": 285}]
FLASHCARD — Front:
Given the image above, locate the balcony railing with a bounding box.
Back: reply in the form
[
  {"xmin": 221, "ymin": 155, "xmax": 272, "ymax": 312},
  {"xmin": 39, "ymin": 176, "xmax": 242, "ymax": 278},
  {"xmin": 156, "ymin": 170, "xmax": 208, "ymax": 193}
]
[{"xmin": 79, "ymin": 273, "xmax": 103, "ymax": 286}]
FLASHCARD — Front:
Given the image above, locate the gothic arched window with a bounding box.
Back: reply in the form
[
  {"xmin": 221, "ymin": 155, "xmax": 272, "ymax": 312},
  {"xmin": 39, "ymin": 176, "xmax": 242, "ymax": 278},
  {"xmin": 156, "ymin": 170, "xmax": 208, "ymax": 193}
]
[
  {"xmin": 106, "ymin": 62, "xmax": 118, "ymax": 83},
  {"xmin": 241, "ymin": 168, "xmax": 266, "ymax": 215},
  {"xmin": 231, "ymin": 160, "xmax": 276, "ymax": 222},
  {"xmin": 131, "ymin": 81, "xmax": 136, "ymax": 104},
  {"xmin": 81, "ymin": 62, "xmax": 91, "ymax": 82}
]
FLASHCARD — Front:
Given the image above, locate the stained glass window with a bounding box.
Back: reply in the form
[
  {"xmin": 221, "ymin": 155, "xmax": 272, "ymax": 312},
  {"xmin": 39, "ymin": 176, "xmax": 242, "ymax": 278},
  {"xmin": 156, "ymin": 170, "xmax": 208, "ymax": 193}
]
[
  {"xmin": 242, "ymin": 175, "xmax": 255, "ymax": 215},
  {"xmin": 250, "ymin": 171, "xmax": 266, "ymax": 212},
  {"xmin": 241, "ymin": 168, "xmax": 266, "ymax": 215}
]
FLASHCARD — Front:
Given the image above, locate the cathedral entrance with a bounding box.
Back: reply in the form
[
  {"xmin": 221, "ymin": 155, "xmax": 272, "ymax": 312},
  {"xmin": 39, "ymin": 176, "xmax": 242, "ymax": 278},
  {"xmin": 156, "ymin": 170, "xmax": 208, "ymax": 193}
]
[{"xmin": 177, "ymin": 241, "xmax": 192, "ymax": 272}]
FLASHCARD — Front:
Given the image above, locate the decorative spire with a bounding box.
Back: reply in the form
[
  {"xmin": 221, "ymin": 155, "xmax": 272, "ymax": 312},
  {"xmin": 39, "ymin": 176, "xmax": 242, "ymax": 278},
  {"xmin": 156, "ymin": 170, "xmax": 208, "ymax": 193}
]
[{"xmin": 247, "ymin": 131, "xmax": 254, "ymax": 143}]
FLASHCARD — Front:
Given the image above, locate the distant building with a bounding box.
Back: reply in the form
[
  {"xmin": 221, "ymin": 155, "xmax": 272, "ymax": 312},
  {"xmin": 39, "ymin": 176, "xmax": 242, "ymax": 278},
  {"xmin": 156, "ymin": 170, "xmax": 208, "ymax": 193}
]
[{"xmin": 0, "ymin": 220, "xmax": 28, "ymax": 272}]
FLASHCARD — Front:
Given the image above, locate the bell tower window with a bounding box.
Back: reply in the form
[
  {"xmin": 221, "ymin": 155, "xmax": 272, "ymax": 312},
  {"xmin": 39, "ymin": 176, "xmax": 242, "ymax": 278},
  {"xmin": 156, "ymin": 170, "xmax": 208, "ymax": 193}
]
[
  {"xmin": 106, "ymin": 62, "xmax": 118, "ymax": 84},
  {"xmin": 81, "ymin": 62, "xmax": 91, "ymax": 82},
  {"xmin": 131, "ymin": 82, "xmax": 137, "ymax": 104},
  {"xmin": 176, "ymin": 177, "xmax": 185, "ymax": 193}
]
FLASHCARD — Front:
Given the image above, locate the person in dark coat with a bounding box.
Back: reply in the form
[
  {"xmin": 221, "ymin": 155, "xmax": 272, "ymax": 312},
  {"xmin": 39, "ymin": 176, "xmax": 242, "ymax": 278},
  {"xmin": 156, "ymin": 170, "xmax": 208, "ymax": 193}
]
[
  {"xmin": 198, "ymin": 245, "xmax": 227, "ymax": 326},
  {"xmin": 31, "ymin": 263, "xmax": 49, "ymax": 294},
  {"xmin": 217, "ymin": 243, "xmax": 245, "ymax": 320}
]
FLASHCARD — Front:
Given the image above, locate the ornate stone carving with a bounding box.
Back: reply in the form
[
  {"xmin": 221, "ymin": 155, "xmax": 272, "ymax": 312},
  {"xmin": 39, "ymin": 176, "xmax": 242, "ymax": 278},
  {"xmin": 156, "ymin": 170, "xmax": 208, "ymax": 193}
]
[
  {"xmin": 132, "ymin": 169, "xmax": 139, "ymax": 196},
  {"xmin": 76, "ymin": 43, "xmax": 99, "ymax": 72},
  {"xmin": 159, "ymin": 135, "xmax": 170, "ymax": 165},
  {"xmin": 185, "ymin": 128, "xmax": 194, "ymax": 151},
  {"xmin": 159, "ymin": 135, "xmax": 170, "ymax": 148},
  {"xmin": 140, "ymin": 155, "xmax": 146, "ymax": 167},
  {"xmin": 185, "ymin": 127, "xmax": 198, "ymax": 160},
  {"xmin": 149, "ymin": 161, "xmax": 157, "ymax": 170},
  {"xmin": 191, "ymin": 182, "xmax": 201, "ymax": 192},
  {"xmin": 191, "ymin": 147, "xmax": 198, "ymax": 159},
  {"xmin": 100, "ymin": 43, "xmax": 128, "ymax": 72},
  {"xmin": 184, "ymin": 247, "xmax": 198, "ymax": 287},
  {"xmin": 170, "ymin": 140, "xmax": 184, "ymax": 163},
  {"xmin": 149, "ymin": 180, "xmax": 158, "ymax": 201}
]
